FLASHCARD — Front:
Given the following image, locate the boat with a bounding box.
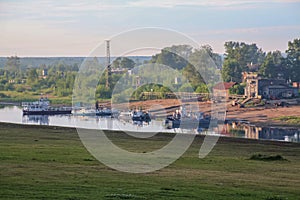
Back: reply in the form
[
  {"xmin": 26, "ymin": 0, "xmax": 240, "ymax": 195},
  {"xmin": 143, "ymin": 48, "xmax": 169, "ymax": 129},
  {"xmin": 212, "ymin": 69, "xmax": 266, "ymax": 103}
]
[
  {"xmin": 72, "ymin": 108, "xmax": 96, "ymax": 116},
  {"xmin": 165, "ymin": 110, "xmax": 211, "ymax": 129},
  {"xmin": 96, "ymin": 108, "xmax": 114, "ymax": 117},
  {"xmin": 131, "ymin": 110, "xmax": 151, "ymax": 122},
  {"xmin": 22, "ymin": 97, "xmax": 72, "ymax": 115}
]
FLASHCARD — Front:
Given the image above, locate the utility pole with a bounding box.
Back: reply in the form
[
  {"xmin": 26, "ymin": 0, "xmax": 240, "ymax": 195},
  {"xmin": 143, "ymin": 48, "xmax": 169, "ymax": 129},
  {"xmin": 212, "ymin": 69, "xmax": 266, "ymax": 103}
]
[{"xmin": 105, "ymin": 40, "xmax": 111, "ymax": 89}]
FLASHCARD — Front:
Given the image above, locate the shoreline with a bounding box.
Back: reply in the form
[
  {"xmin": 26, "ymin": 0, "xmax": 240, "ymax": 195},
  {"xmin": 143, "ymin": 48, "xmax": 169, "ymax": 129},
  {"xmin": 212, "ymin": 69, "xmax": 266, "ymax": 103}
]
[
  {"xmin": 1, "ymin": 98, "xmax": 300, "ymax": 129},
  {"xmin": 0, "ymin": 121, "xmax": 298, "ymax": 144}
]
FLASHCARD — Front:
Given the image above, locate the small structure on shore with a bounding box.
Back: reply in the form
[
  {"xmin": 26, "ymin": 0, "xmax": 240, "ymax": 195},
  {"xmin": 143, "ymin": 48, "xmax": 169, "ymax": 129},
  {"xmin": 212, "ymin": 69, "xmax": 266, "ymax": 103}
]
[
  {"xmin": 243, "ymin": 72, "xmax": 298, "ymax": 99},
  {"xmin": 213, "ymin": 82, "xmax": 236, "ymax": 100}
]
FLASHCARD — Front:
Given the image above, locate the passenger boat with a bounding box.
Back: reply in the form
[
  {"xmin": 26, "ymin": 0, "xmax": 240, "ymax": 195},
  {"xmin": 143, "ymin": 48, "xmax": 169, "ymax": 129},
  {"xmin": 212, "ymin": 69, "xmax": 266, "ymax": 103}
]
[{"xmin": 22, "ymin": 97, "xmax": 72, "ymax": 115}]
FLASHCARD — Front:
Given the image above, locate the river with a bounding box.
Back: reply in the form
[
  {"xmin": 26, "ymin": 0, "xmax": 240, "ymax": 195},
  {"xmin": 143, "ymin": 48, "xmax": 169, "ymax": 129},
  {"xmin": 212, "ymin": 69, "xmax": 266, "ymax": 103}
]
[{"xmin": 0, "ymin": 106, "xmax": 299, "ymax": 143}]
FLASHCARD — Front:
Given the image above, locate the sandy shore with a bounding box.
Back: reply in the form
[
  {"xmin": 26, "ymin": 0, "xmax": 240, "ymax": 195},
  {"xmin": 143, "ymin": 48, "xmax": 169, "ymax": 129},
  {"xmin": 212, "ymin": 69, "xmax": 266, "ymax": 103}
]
[{"xmin": 110, "ymin": 99, "xmax": 300, "ymax": 128}]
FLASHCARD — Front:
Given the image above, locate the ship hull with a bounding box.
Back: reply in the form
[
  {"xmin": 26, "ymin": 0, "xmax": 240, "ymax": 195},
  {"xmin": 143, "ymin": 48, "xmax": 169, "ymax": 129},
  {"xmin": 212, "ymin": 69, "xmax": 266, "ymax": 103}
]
[{"xmin": 23, "ymin": 110, "xmax": 72, "ymax": 115}]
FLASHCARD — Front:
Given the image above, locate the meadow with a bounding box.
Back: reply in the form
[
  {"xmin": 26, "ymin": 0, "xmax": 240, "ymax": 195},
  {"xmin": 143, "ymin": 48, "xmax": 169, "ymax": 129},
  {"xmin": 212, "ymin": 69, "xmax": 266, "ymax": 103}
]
[{"xmin": 0, "ymin": 122, "xmax": 299, "ymax": 200}]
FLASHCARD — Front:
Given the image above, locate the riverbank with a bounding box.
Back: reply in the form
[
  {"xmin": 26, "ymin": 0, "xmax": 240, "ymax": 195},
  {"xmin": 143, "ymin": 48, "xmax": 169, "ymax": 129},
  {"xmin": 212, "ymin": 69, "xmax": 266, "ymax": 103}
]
[
  {"xmin": 1, "ymin": 97, "xmax": 300, "ymax": 128},
  {"xmin": 0, "ymin": 122, "xmax": 299, "ymax": 199},
  {"xmin": 119, "ymin": 99, "xmax": 300, "ymax": 128}
]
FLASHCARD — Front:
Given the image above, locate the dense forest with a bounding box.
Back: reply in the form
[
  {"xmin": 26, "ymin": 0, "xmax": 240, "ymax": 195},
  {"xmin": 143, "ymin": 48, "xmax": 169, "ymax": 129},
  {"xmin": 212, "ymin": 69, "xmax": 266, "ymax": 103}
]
[{"xmin": 0, "ymin": 38, "xmax": 299, "ymax": 103}]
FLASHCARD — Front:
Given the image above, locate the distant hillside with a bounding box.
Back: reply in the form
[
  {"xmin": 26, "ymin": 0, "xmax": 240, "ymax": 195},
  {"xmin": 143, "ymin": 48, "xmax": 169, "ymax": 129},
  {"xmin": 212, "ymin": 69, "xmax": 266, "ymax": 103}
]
[{"xmin": 0, "ymin": 56, "xmax": 151, "ymax": 69}]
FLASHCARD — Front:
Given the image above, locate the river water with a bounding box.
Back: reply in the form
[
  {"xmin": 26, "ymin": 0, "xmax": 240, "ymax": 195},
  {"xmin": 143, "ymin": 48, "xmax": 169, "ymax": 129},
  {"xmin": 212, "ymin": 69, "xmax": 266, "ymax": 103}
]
[{"xmin": 0, "ymin": 106, "xmax": 299, "ymax": 143}]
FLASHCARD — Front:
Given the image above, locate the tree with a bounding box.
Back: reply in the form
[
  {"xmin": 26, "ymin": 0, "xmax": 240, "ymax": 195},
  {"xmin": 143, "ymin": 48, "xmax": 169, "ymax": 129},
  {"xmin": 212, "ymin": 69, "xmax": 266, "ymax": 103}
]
[
  {"xmin": 259, "ymin": 51, "xmax": 284, "ymax": 79},
  {"xmin": 221, "ymin": 59, "xmax": 241, "ymax": 82},
  {"xmin": 229, "ymin": 83, "xmax": 245, "ymax": 95},
  {"xmin": 182, "ymin": 63, "xmax": 204, "ymax": 88},
  {"xmin": 149, "ymin": 46, "xmax": 189, "ymax": 70},
  {"xmin": 112, "ymin": 57, "xmax": 135, "ymax": 69},
  {"xmin": 112, "ymin": 57, "xmax": 121, "ymax": 68},
  {"xmin": 120, "ymin": 57, "xmax": 135, "ymax": 69},
  {"xmin": 188, "ymin": 46, "xmax": 221, "ymax": 85},
  {"xmin": 285, "ymin": 38, "xmax": 300, "ymax": 82},
  {"xmin": 27, "ymin": 68, "xmax": 38, "ymax": 84},
  {"xmin": 5, "ymin": 56, "xmax": 21, "ymax": 75},
  {"xmin": 223, "ymin": 42, "xmax": 265, "ymax": 79}
]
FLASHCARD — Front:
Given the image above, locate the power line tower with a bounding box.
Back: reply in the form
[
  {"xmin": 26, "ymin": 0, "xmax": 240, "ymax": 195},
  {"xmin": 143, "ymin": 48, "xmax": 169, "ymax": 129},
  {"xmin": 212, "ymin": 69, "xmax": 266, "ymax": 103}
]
[{"xmin": 105, "ymin": 40, "xmax": 111, "ymax": 89}]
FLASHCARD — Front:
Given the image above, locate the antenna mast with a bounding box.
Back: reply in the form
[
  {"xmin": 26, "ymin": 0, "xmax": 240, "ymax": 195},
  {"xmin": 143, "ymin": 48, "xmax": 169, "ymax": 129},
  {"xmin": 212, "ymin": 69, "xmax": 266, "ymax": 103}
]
[{"xmin": 105, "ymin": 40, "xmax": 111, "ymax": 89}]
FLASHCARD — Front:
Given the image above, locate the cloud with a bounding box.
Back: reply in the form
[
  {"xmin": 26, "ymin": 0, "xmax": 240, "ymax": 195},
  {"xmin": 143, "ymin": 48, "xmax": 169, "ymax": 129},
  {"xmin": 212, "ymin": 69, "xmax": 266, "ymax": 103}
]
[
  {"xmin": 1, "ymin": 0, "xmax": 300, "ymax": 17},
  {"xmin": 127, "ymin": 0, "xmax": 300, "ymax": 8}
]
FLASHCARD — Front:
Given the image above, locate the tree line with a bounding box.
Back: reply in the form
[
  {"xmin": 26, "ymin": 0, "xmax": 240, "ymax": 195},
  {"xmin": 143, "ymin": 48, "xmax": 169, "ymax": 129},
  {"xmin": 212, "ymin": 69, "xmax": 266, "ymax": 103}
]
[{"xmin": 0, "ymin": 38, "xmax": 299, "ymax": 101}]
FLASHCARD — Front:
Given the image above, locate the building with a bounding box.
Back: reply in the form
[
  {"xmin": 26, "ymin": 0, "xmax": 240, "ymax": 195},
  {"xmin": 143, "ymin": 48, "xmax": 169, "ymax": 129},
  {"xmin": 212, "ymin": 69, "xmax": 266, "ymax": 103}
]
[
  {"xmin": 243, "ymin": 72, "xmax": 298, "ymax": 99},
  {"xmin": 111, "ymin": 68, "xmax": 127, "ymax": 74},
  {"xmin": 213, "ymin": 82, "xmax": 236, "ymax": 99},
  {"xmin": 42, "ymin": 69, "xmax": 48, "ymax": 79}
]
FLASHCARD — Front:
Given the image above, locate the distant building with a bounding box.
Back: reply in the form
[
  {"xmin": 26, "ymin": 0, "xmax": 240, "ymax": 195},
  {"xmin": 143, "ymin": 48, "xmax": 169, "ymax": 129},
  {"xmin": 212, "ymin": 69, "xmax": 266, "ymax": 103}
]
[
  {"xmin": 42, "ymin": 69, "xmax": 48, "ymax": 76},
  {"xmin": 174, "ymin": 77, "xmax": 181, "ymax": 84},
  {"xmin": 213, "ymin": 82, "xmax": 236, "ymax": 99},
  {"xmin": 243, "ymin": 72, "xmax": 298, "ymax": 99},
  {"xmin": 42, "ymin": 69, "xmax": 48, "ymax": 79},
  {"xmin": 111, "ymin": 68, "xmax": 127, "ymax": 74}
]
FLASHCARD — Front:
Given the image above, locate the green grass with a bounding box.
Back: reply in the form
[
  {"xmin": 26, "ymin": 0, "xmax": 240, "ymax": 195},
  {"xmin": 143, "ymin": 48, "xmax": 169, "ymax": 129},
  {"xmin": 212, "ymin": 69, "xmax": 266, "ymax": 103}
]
[
  {"xmin": 273, "ymin": 116, "xmax": 300, "ymax": 126},
  {"xmin": 0, "ymin": 91, "xmax": 71, "ymax": 105},
  {"xmin": 0, "ymin": 122, "xmax": 299, "ymax": 199}
]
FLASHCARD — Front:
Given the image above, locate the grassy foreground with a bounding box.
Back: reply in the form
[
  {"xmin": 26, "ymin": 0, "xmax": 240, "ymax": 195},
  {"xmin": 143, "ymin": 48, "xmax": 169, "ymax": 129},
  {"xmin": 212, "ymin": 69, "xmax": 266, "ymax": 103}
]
[{"xmin": 0, "ymin": 123, "xmax": 299, "ymax": 200}]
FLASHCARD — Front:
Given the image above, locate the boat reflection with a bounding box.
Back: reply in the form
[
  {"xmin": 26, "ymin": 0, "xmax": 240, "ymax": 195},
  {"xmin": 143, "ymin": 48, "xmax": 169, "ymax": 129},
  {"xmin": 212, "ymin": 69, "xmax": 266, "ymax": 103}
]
[{"xmin": 22, "ymin": 115, "xmax": 49, "ymax": 125}]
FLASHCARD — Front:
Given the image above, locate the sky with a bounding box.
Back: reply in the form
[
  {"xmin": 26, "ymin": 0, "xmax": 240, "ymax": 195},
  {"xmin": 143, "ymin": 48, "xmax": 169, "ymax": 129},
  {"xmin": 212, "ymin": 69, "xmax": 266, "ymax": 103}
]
[{"xmin": 0, "ymin": 0, "xmax": 299, "ymax": 57}]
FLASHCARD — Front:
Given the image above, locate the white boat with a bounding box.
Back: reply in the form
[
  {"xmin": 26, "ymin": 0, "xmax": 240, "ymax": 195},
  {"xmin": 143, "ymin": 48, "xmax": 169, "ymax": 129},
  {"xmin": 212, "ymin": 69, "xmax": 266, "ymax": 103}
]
[{"xmin": 22, "ymin": 97, "xmax": 72, "ymax": 115}]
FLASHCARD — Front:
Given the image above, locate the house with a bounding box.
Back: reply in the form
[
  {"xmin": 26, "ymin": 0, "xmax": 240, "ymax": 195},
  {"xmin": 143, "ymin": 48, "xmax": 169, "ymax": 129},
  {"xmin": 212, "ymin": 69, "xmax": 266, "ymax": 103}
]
[
  {"xmin": 243, "ymin": 72, "xmax": 298, "ymax": 99},
  {"xmin": 213, "ymin": 82, "xmax": 236, "ymax": 99}
]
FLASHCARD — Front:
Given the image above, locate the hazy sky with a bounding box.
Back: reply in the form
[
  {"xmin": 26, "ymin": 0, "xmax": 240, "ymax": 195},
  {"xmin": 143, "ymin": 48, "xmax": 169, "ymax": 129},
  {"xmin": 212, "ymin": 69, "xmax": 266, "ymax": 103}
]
[{"xmin": 0, "ymin": 0, "xmax": 299, "ymax": 56}]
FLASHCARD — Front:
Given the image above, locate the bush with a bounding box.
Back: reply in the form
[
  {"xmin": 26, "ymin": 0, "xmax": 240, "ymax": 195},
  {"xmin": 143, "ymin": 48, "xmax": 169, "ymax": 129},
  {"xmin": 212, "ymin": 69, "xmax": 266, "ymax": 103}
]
[
  {"xmin": 249, "ymin": 154, "xmax": 287, "ymax": 161},
  {"xmin": 0, "ymin": 92, "xmax": 8, "ymax": 98}
]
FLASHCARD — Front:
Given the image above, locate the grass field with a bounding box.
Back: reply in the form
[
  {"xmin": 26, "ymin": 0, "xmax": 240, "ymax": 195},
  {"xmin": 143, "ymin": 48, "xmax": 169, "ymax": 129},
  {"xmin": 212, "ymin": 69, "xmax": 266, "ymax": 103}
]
[
  {"xmin": 0, "ymin": 122, "xmax": 299, "ymax": 200},
  {"xmin": 273, "ymin": 116, "xmax": 300, "ymax": 126}
]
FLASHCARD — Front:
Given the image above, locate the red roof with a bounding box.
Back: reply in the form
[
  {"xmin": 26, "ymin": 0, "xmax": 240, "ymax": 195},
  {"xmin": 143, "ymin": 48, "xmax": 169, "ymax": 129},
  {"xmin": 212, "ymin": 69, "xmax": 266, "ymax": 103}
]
[{"xmin": 213, "ymin": 82, "xmax": 236, "ymax": 90}]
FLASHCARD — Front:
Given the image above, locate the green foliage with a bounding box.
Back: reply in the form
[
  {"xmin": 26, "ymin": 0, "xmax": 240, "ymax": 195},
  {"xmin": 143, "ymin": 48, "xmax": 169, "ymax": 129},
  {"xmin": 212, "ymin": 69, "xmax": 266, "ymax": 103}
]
[
  {"xmin": 112, "ymin": 57, "xmax": 135, "ymax": 69},
  {"xmin": 249, "ymin": 154, "xmax": 286, "ymax": 161},
  {"xmin": 195, "ymin": 83, "xmax": 209, "ymax": 93},
  {"xmin": 4, "ymin": 56, "xmax": 21, "ymax": 72},
  {"xmin": 259, "ymin": 51, "xmax": 285, "ymax": 79},
  {"xmin": 286, "ymin": 38, "xmax": 300, "ymax": 82},
  {"xmin": 223, "ymin": 42, "xmax": 265, "ymax": 83},
  {"xmin": 1, "ymin": 123, "xmax": 300, "ymax": 200},
  {"xmin": 179, "ymin": 83, "xmax": 194, "ymax": 92},
  {"xmin": 149, "ymin": 45, "xmax": 189, "ymax": 70},
  {"xmin": 273, "ymin": 116, "xmax": 300, "ymax": 125},
  {"xmin": 182, "ymin": 63, "xmax": 204, "ymax": 88},
  {"xmin": 132, "ymin": 83, "xmax": 172, "ymax": 100},
  {"xmin": 222, "ymin": 59, "xmax": 241, "ymax": 82},
  {"xmin": 229, "ymin": 83, "xmax": 245, "ymax": 95},
  {"xmin": 96, "ymin": 85, "xmax": 112, "ymax": 99}
]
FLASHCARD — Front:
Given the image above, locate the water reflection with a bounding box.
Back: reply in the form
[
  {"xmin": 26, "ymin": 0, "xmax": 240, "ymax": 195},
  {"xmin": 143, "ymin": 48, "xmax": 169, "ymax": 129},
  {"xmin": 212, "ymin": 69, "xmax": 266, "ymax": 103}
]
[
  {"xmin": 222, "ymin": 122, "xmax": 300, "ymax": 143},
  {"xmin": 22, "ymin": 115, "xmax": 49, "ymax": 125},
  {"xmin": 0, "ymin": 106, "xmax": 299, "ymax": 143}
]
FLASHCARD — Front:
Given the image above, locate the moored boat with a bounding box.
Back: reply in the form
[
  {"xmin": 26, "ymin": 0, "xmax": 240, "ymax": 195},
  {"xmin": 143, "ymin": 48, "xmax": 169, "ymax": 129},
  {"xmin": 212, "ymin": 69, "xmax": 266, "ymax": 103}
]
[{"xmin": 22, "ymin": 97, "xmax": 72, "ymax": 115}]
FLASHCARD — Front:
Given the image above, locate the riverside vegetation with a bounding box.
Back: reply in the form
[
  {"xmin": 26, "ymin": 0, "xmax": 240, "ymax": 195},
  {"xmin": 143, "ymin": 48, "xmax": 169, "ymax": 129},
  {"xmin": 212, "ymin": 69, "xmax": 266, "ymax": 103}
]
[
  {"xmin": 0, "ymin": 39, "xmax": 299, "ymax": 105},
  {"xmin": 0, "ymin": 122, "xmax": 299, "ymax": 200}
]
